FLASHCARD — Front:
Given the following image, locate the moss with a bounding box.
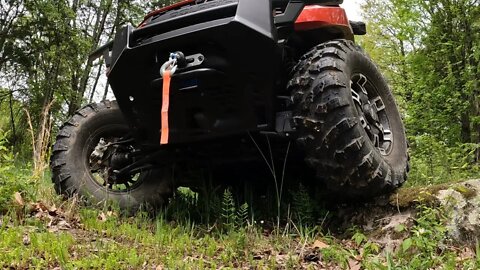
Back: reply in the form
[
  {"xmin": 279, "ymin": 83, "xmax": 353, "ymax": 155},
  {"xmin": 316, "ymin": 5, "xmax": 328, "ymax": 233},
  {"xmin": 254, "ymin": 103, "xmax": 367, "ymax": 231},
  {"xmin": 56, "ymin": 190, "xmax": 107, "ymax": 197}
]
[
  {"xmin": 389, "ymin": 184, "xmax": 450, "ymax": 208},
  {"xmin": 452, "ymin": 185, "xmax": 477, "ymax": 200},
  {"xmin": 390, "ymin": 182, "xmax": 479, "ymax": 209}
]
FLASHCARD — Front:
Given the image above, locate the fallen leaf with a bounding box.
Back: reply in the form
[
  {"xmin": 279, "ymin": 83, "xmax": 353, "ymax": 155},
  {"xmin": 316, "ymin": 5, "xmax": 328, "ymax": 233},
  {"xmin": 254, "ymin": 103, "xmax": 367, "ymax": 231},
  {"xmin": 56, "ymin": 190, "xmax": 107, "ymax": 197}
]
[
  {"xmin": 48, "ymin": 205, "xmax": 58, "ymax": 216},
  {"xmin": 14, "ymin": 192, "xmax": 24, "ymax": 206},
  {"xmin": 155, "ymin": 265, "xmax": 163, "ymax": 270},
  {"xmin": 98, "ymin": 212, "xmax": 107, "ymax": 222},
  {"xmin": 57, "ymin": 220, "xmax": 71, "ymax": 230},
  {"xmin": 275, "ymin": 254, "xmax": 290, "ymax": 265},
  {"xmin": 348, "ymin": 259, "xmax": 361, "ymax": 270},
  {"xmin": 31, "ymin": 202, "xmax": 49, "ymax": 212},
  {"xmin": 22, "ymin": 234, "xmax": 30, "ymax": 245},
  {"xmin": 106, "ymin": 211, "xmax": 118, "ymax": 218},
  {"xmin": 312, "ymin": 240, "xmax": 330, "ymax": 249}
]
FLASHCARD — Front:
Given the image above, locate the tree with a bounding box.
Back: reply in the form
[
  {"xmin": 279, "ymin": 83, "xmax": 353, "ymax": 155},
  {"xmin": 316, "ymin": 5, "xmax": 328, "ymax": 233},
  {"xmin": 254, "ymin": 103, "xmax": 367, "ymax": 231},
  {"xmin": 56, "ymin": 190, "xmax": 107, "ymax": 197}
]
[{"xmin": 361, "ymin": 0, "xmax": 480, "ymax": 183}]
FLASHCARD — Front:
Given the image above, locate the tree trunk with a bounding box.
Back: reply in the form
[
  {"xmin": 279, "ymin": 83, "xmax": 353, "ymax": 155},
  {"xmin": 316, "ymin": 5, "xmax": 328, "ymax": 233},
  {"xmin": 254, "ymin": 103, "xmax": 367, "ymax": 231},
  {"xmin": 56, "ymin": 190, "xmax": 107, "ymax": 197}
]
[
  {"xmin": 68, "ymin": 0, "xmax": 113, "ymax": 115},
  {"xmin": 9, "ymin": 92, "xmax": 16, "ymax": 148},
  {"xmin": 89, "ymin": 63, "xmax": 103, "ymax": 103}
]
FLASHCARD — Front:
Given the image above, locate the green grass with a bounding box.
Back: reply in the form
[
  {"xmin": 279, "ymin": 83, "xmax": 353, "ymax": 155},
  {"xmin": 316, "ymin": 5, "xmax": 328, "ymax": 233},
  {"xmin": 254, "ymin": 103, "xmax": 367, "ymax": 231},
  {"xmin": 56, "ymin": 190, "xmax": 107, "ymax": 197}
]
[
  {"xmin": 0, "ymin": 134, "xmax": 479, "ymax": 269},
  {"xmin": 1, "ymin": 174, "xmax": 479, "ymax": 269}
]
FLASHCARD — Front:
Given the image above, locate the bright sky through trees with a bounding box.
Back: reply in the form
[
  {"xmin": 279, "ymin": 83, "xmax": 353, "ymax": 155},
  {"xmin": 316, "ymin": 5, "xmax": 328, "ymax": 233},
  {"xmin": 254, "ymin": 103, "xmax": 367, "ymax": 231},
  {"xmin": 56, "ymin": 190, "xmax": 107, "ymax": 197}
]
[{"xmin": 342, "ymin": 0, "xmax": 363, "ymax": 21}]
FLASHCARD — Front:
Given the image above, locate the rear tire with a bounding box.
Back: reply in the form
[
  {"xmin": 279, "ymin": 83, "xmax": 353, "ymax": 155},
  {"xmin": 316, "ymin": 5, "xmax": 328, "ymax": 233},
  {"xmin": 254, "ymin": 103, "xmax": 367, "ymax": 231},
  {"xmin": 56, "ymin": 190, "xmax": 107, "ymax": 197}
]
[
  {"xmin": 50, "ymin": 101, "xmax": 174, "ymax": 213},
  {"xmin": 288, "ymin": 39, "xmax": 409, "ymax": 199}
]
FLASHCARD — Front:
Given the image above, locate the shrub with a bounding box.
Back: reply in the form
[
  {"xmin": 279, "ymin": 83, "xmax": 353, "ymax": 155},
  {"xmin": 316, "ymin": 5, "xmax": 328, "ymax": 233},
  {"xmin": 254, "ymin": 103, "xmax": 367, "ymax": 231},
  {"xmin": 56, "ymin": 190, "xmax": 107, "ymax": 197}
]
[{"xmin": 0, "ymin": 130, "xmax": 32, "ymax": 213}]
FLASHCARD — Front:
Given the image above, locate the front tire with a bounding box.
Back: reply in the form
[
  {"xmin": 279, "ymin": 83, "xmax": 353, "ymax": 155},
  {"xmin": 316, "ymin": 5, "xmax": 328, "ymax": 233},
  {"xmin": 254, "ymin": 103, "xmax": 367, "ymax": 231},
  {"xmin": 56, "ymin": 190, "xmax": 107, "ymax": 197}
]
[
  {"xmin": 288, "ymin": 40, "xmax": 409, "ymax": 199},
  {"xmin": 50, "ymin": 101, "xmax": 174, "ymax": 212}
]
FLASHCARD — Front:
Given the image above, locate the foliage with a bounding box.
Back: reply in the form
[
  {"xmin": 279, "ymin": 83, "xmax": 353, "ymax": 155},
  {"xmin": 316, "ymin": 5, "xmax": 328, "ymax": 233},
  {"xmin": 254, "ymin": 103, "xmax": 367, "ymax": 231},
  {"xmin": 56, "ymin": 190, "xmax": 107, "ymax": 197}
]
[
  {"xmin": 0, "ymin": 130, "xmax": 33, "ymax": 214},
  {"xmin": 408, "ymin": 134, "xmax": 480, "ymax": 186},
  {"xmin": 0, "ymin": 0, "xmax": 173, "ymax": 160},
  {"xmin": 360, "ymin": 0, "xmax": 480, "ymax": 185},
  {"xmin": 290, "ymin": 183, "xmax": 315, "ymax": 226},
  {"xmin": 394, "ymin": 206, "xmax": 449, "ymax": 268},
  {"xmin": 219, "ymin": 189, "xmax": 249, "ymax": 231},
  {"xmin": 221, "ymin": 189, "xmax": 237, "ymax": 230}
]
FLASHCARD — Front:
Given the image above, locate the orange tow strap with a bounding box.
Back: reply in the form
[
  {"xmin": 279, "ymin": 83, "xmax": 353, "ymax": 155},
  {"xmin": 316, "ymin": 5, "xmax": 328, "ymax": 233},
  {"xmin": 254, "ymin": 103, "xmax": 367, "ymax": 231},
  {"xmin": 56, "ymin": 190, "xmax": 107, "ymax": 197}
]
[{"xmin": 160, "ymin": 70, "xmax": 171, "ymax": 145}]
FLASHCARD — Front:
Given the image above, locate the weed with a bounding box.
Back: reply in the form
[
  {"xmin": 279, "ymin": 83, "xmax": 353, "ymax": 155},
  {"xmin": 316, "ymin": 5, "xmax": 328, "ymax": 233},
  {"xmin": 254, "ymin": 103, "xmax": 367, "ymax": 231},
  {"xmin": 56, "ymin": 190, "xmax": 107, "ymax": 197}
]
[{"xmin": 291, "ymin": 183, "xmax": 315, "ymax": 226}]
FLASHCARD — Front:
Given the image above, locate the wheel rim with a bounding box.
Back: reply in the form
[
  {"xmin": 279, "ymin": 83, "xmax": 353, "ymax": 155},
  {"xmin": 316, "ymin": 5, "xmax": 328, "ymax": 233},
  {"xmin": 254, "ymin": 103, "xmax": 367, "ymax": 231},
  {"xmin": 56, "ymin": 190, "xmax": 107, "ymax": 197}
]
[
  {"xmin": 87, "ymin": 132, "xmax": 144, "ymax": 193},
  {"xmin": 350, "ymin": 73, "xmax": 393, "ymax": 155}
]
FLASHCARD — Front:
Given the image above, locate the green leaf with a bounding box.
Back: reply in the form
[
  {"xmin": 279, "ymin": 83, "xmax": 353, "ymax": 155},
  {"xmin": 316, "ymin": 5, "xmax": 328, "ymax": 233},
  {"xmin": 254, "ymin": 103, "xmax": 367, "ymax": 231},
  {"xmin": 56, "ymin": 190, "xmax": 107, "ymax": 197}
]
[
  {"xmin": 394, "ymin": 224, "xmax": 406, "ymax": 232},
  {"xmin": 402, "ymin": 238, "xmax": 413, "ymax": 252},
  {"xmin": 352, "ymin": 232, "xmax": 367, "ymax": 246}
]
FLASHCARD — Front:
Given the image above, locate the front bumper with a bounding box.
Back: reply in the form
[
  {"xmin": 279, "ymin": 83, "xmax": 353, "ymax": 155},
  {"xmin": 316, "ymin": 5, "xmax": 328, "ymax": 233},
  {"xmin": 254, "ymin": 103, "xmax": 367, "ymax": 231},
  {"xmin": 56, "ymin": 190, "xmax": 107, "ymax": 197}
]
[{"xmin": 104, "ymin": 0, "xmax": 280, "ymax": 146}]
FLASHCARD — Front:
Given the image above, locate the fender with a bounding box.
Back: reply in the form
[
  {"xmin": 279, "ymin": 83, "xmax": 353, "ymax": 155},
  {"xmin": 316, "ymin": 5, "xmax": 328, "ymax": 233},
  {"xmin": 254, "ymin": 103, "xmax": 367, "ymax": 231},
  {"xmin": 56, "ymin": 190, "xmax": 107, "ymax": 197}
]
[{"xmin": 295, "ymin": 5, "xmax": 353, "ymax": 40}]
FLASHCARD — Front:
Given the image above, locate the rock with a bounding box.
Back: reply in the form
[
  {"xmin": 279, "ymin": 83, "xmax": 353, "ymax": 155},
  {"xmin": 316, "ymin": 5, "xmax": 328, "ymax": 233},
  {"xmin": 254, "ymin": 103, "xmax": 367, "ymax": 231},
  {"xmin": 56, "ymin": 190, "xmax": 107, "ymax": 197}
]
[
  {"xmin": 435, "ymin": 180, "xmax": 480, "ymax": 245},
  {"xmin": 328, "ymin": 179, "xmax": 480, "ymax": 247}
]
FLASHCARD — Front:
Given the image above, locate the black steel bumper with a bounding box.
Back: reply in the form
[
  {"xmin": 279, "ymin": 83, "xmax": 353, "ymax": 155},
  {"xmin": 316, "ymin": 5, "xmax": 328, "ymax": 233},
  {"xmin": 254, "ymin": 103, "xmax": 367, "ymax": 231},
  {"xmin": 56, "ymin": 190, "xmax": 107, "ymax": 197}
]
[{"xmin": 89, "ymin": 0, "xmax": 343, "ymax": 146}]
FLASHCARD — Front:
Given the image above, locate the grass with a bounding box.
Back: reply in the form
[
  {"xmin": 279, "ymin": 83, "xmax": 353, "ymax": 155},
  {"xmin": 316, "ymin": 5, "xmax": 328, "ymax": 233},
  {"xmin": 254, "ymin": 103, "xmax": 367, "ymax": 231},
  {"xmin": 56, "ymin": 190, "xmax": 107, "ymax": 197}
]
[
  {"xmin": 0, "ymin": 134, "xmax": 480, "ymax": 269},
  {"xmin": 1, "ymin": 199, "xmax": 308, "ymax": 269},
  {"xmin": 0, "ymin": 174, "xmax": 479, "ymax": 269}
]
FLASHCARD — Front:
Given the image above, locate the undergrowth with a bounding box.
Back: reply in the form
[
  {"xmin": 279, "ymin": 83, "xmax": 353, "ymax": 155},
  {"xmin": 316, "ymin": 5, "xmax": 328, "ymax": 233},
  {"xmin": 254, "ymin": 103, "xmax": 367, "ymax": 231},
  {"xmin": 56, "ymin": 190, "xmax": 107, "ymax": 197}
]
[
  {"xmin": 408, "ymin": 134, "xmax": 480, "ymax": 187},
  {"xmin": 1, "ymin": 174, "xmax": 479, "ymax": 269},
  {"xmin": 1, "ymin": 129, "xmax": 480, "ymax": 268}
]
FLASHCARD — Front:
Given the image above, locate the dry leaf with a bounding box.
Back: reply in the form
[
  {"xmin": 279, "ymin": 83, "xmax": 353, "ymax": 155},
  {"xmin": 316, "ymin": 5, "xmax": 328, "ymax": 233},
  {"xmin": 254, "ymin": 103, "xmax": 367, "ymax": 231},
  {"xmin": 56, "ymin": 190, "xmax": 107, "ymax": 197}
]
[
  {"xmin": 275, "ymin": 254, "xmax": 290, "ymax": 265},
  {"xmin": 312, "ymin": 240, "xmax": 330, "ymax": 249},
  {"xmin": 31, "ymin": 202, "xmax": 49, "ymax": 212},
  {"xmin": 98, "ymin": 212, "xmax": 107, "ymax": 222},
  {"xmin": 48, "ymin": 205, "xmax": 58, "ymax": 216},
  {"xmin": 155, "ymin": 265, "xmax": 163, "ymax": 270},
  {"xmin": 14, "ymin": 192, "xmax": 24, "ymax": 206},
  {"xmin": 348, "ymin": 259, "xmax": 361, "ymax": 270},
  {"xmin": 106, "ymin": 211, "xmax": 117, "ymax": 217}
]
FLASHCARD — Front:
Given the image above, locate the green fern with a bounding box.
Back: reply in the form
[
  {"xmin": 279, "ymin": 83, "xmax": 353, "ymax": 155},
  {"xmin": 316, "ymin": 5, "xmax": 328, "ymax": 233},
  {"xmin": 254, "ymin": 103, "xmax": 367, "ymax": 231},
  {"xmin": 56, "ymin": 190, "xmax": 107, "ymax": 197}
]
[
  {"xmin": 291, "ymin": 184, "xmax": 314, "ymax": 226},
  {"xmin": 236, "ymin": 202, "xmax": 249, "ymax": 227},
  {"xmin": 166, "ymin": 187, "xmax": 198, "ymax": 222},
  {"xmin": 221, "ymin": 189, "xmax": 236, "ymax": 230}
]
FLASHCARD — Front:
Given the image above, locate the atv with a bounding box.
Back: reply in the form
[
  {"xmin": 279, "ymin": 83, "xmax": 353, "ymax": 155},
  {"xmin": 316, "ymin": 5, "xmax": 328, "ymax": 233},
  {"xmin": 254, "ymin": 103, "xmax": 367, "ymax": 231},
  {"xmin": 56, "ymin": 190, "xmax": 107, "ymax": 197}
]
[{"xmin": 50, "ymin": 0, "xmax": 409, "ymax": 212}]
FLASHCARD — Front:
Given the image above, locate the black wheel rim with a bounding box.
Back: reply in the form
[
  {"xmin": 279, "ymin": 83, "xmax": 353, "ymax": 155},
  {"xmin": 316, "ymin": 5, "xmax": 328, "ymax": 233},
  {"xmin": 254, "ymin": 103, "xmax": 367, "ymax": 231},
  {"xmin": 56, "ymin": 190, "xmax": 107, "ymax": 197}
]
[
  {"xmin": 86, "ymin": 128, "xmax": 144, "ymax": 193},
  {"xmin": 350, "ymin": 73, "xmax": 393, "ymax": 155}
]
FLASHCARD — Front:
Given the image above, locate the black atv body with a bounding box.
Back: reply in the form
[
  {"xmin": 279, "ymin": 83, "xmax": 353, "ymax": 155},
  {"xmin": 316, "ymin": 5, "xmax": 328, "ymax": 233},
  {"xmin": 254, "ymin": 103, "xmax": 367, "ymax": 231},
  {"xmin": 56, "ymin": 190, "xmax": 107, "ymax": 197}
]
[{"xmin": 51, "ymin": 0, "xmax": 408, "ymax": 212}]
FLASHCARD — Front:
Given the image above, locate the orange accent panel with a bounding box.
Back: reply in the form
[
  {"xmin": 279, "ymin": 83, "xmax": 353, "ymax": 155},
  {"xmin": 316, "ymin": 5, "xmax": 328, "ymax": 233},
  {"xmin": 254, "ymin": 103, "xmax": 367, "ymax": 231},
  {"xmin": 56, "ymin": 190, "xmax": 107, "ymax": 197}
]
[
  {"xmin": 160, "ymin": 70, "xmax": 171, "ymax": 145},
  {"xmin": 141, "ymin": 0, "xmax": 196, "ymax": 26},
  {"xmin": 295, "ymin": 5, "xmax": 350, "ymax": 31}
]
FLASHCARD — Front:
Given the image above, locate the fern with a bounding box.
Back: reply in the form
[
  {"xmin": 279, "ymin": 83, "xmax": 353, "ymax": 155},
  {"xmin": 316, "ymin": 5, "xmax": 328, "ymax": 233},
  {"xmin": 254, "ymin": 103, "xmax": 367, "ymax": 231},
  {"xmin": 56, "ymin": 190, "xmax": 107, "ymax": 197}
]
[
  {"xmin": 236, "ymin": 202, "xmax": 249, "ymax": 227},
  {"xmin": 291, "ymin": 184, "xmax": 314, "ymax": 226},
  {"xmin": 166, "ymin": 187, "xmax": 198, "ymax": 222},
  {"xmin": 221, "ymin": 189, "xmax": 236, "ymax": 231}
]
